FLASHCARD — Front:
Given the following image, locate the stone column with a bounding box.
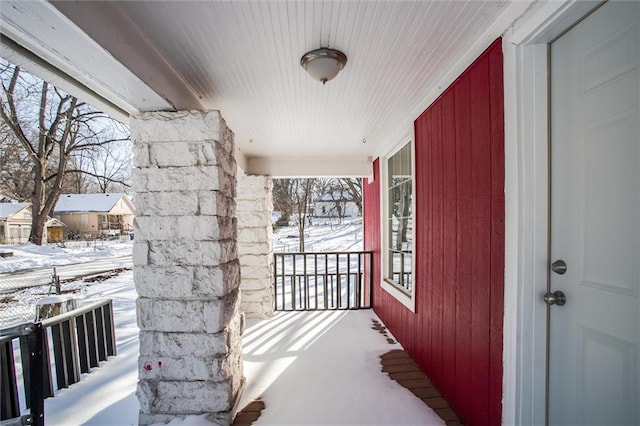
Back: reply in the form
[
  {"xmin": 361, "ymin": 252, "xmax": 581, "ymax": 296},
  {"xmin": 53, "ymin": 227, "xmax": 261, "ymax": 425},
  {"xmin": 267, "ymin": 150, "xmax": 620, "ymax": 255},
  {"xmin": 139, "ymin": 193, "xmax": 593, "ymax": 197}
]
[
  {"xmin": 131, "ymin": 111, "xmax": 243, "ymax": 425},
  {"xmin": 236, "ymin": 171, "xmax": 274, "ymax": 319}
]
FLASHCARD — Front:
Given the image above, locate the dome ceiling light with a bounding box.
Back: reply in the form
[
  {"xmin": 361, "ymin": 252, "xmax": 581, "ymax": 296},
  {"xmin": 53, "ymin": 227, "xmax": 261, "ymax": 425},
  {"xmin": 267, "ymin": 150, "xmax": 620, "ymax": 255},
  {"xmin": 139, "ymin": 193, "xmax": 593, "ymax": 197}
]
[{"xmin": 300, "ymin": 48, "xmax": 347, "ymax": 84}]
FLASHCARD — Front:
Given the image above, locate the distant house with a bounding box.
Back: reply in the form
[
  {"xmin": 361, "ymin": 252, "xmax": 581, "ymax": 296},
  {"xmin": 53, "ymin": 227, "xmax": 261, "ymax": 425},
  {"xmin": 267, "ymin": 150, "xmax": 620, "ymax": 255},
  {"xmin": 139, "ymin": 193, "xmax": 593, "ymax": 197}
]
[
  {"xmin": 0, "ymin": 203, "xmax": 32, "ymax": 244},
  {"xmin": 54, "ymin": 193, "xmax": 135, "ymax": 237},
  {"xmin": 313, "ymin": 190, "xmax": 359, "ymax": 218}
]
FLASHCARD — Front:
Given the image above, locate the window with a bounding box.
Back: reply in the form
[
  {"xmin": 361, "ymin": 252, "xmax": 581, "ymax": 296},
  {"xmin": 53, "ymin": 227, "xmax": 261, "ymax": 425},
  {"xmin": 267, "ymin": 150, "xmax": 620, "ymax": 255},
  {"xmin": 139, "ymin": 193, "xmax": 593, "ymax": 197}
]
[
  {"xmin": 81, "ymin": 215, "xmax": 89, "ymax": 225},
  {"xmin": 382, "ymin": 140, "xmax": 414, "ymax": 309},
  {"xmin": 8, "ymin": 225, "xmax": 20, "ymax": 239}
]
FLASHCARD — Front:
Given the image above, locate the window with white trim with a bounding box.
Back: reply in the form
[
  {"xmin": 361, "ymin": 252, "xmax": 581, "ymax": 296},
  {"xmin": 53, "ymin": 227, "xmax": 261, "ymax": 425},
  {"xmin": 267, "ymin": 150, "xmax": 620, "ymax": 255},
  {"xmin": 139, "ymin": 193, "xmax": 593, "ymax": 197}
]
[{"xmin": 383, "ymin": 141, "xmax": 414, "ymax": 298}]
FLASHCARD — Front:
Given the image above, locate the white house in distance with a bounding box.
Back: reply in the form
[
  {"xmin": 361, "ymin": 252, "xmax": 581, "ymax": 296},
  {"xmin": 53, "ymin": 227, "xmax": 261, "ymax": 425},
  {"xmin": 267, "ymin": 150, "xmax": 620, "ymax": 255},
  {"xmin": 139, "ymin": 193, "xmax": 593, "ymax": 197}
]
[
  {"xmin": 54, "ymin": 193, "xmax": 135, "ymax": 238},
  {"xmin": 0, "ymin": 202, "xmax": 31, "ymax": 244},
  {"xmin": 314, "ymin": 190, "xmax": 359, "ymax": 218}
]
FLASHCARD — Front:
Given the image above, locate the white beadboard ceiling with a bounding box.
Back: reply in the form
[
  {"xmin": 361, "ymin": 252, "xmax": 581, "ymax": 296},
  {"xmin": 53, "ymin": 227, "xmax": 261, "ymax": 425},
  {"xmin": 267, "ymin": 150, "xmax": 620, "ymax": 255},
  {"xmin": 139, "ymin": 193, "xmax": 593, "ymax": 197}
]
[{"xmin": 4, "ymin": 1, "xmax": 521, "ymax": 175}]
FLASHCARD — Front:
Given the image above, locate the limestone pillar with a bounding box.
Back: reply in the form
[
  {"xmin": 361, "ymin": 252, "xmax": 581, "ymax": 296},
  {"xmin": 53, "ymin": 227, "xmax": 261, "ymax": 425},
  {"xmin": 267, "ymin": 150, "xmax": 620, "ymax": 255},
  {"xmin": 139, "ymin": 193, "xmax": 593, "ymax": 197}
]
[
  {"xmin": 131, "ymin": 111, "xmax": 243, "ymax": 425},
  {"xmin": 236, "ymin": 171, "xmax": 274, "ymax": 319}
]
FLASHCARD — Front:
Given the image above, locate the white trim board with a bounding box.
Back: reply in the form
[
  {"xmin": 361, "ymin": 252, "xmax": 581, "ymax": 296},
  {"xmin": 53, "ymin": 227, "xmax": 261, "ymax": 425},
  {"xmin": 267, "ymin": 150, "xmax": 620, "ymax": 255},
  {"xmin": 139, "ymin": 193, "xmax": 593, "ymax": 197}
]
[
  {"xmin": 501, "ymin": 1, "xmax": 602, "ymax": 424},
  {"xmin": 378, "ymin": 138, "xmax": 416, "ymax": 313},
  {"xmin": 0, "ymin": 1, "xmax": 173, "ymax": 119}
]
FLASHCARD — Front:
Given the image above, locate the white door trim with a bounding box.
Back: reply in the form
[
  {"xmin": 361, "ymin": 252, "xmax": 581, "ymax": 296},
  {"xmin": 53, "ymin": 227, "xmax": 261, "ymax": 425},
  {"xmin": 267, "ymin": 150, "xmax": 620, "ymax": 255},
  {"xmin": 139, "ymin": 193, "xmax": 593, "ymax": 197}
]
[{"xmin": 502, "ymin": 1, "xmax": 603, "ymax": 424}]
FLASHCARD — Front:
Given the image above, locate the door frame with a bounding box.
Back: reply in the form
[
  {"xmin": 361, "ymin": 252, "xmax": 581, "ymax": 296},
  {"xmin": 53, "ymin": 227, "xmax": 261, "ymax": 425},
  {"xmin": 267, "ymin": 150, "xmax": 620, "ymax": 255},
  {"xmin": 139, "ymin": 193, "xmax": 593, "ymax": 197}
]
[{"xmin": 502, "ymin": 1, "xmax": 604, "ymax": 424}]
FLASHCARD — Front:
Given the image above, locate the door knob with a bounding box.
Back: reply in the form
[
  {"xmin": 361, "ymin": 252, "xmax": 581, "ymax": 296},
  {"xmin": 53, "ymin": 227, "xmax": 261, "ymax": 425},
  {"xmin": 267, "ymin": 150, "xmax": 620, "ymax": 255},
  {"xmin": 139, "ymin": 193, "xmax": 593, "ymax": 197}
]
[
  {"xmin": 544, "ymin": 290, "xmax": 566, "ymax": 306},
  {"xmin": 551, "ymin": 259, "xmax": 567, "ymax": 275}
]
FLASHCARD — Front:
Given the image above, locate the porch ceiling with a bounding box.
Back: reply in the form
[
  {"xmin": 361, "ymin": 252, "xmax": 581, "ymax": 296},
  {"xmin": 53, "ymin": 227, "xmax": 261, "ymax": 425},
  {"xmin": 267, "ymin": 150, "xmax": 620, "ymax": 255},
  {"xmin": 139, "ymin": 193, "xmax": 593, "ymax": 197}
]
[{"xmin": 1, "ymin": 1, "xmax": 525, "ymax": 175}]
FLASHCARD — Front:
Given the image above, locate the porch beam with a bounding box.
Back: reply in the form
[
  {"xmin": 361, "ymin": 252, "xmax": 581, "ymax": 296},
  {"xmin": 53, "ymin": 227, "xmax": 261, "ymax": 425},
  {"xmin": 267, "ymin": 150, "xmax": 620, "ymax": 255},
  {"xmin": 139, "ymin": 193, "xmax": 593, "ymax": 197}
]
[
  {"xmin": 1, "ymin": 0, "xmax": 172, "ymax": 120},
  {"xmin": 247, "ymin": 155, "xmax": 372, "ymax": 178}
]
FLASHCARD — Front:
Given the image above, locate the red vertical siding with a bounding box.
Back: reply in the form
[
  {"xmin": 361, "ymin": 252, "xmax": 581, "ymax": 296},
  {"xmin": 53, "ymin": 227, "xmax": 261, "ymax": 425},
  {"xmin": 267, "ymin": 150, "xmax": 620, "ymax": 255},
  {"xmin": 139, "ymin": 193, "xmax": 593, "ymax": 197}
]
[
  {"xmin": 363, "ymin": 158, "xmax": 381, "ymax": 317},
  {"xmin": 364, "ymin": 38, "xmax": 504, "ymax": 426}
]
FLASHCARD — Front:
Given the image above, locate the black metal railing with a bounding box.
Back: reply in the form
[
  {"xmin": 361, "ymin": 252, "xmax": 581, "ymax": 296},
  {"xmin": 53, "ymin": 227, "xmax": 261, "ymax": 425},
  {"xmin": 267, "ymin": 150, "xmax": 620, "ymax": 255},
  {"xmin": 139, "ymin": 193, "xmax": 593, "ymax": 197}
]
[
  {"xmin": 389, "ymin": 249, "xmax": 412, "ymax": 292},
  {"xmin": 274, "ymin": 251, "xmax": 373, "ymax": 311},
  {"xmin": 0, "ymin": 323, "xmax": 44, "ymax": 426},
  {"xmin": 0, "ymin": 299, "xmax": 116, "ymax": 425}
]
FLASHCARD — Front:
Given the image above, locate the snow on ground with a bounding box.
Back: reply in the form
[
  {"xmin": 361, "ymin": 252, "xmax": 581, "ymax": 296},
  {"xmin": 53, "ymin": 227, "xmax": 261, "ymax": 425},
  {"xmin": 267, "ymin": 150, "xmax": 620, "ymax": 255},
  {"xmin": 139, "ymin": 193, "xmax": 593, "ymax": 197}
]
[
  {"xmin": 0, "ymin": 239, "xmax": 133, "ymax": 274},
  {"xmin": 272, "ymin": 217, "xmax": 363, "ymax": 253},
  {"xmin": 44, "ymin": 270, "xmax": 140, "ymax": 425},
  {"xmin": 7, "ymin": 217, "xmax": 444, "ymax": 425}
]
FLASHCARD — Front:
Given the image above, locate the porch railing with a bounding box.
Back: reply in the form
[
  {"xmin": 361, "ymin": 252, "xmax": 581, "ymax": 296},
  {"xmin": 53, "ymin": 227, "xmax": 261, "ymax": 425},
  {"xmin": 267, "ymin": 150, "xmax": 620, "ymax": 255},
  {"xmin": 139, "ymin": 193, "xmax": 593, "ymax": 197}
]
[
  {"xmin": 0, "ymin": 299, "xmax": 116, "ymax": 425},
  {"xmin": 273, "ymin": 251, "xmax": 373, "ymax": 311}
]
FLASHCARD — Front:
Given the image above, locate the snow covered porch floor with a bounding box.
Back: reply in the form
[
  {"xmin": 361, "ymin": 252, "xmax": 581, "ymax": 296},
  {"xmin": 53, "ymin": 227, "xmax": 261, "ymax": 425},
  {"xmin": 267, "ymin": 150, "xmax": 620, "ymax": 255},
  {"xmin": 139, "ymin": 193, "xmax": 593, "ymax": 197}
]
[
  {"xmin": 41, "ymin": 274, "xmax": 446, "ymax": 425},
  {"xmin": 236, "ymin": 310, "xmax": 445, "ymax": 425}
]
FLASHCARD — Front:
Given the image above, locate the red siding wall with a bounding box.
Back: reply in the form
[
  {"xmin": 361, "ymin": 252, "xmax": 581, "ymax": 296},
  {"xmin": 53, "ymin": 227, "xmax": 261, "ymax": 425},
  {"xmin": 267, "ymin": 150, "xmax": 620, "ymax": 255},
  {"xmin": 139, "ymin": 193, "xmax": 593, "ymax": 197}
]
[{"xmin": 363, "ymin": 39, "xmax": 504, "ymax": 426}]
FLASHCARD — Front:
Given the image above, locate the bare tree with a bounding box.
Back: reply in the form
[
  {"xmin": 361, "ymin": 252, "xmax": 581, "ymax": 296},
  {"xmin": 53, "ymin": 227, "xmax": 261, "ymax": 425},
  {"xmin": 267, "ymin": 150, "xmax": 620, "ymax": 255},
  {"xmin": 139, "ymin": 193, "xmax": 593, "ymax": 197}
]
[
  {"xmin": 65, "ymin": 153, "xmax": 92, "ymax": 194},
  {"xmin": 339, "ymin": 178, "xmax": 362, "ymax": 215},
  {"xmin": 393, "ymin": 179, "xmax": 412, "ymax": 251},
  {"xmin": 84, "ymin": 141, "xmax": 132, "ymax": 193},
  {"xmin": 0, "ymin": 122, "xmax": 33, "ymax": 200},
  {"xmin": 290, "ymin": 179, "xmax": 314, "ymax": 251},
  {"xmin": 273, "ymin": 178, "xmax": 293, "ymax": 226},
  {"xmin": 0, "ymin": 61, "xmax": 130, "ymax": 244}
]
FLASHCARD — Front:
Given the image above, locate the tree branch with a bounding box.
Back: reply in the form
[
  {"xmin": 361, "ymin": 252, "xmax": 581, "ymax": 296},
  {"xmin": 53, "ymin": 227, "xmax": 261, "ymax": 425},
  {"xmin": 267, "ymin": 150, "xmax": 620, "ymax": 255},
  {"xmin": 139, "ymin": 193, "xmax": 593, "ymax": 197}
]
[{"xmin": 56, "ymin": 169, "xmax": 131, "ymax": 187}]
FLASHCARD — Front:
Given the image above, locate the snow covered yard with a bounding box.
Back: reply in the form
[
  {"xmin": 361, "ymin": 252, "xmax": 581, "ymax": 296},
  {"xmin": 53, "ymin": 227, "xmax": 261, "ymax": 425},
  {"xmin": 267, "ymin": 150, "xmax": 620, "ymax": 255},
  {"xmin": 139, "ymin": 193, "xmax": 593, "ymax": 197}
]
[
  {"xmin": 0, "ymin": 239, "xmax": 133, "ymax": 274},
  {"xmin": 272, "ymin": 217, "xmax": 363, "ymax": 253},
  {"xmin": 0, "ymin": 240, "xmax": 133, "ymax": 326}
]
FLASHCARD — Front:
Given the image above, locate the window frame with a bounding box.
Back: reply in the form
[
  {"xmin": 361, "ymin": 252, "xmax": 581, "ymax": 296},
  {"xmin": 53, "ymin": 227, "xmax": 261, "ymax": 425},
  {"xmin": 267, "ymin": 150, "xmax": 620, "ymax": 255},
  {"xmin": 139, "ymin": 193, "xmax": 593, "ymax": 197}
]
[{"xmin": 380, "ymin": 138, "xmax": 416, "ymax": 312}]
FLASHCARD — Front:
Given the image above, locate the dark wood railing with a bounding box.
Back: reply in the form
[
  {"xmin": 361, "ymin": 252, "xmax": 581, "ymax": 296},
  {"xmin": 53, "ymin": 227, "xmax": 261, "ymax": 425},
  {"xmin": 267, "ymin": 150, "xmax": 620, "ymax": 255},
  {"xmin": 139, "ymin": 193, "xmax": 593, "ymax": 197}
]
[
  {"xmin": 274, "ymin": 251, "xmax": 373, "ymax": 311},
  {"xmin": 0, "ymin": 299, "xmax": 116, "ymax": 425}
]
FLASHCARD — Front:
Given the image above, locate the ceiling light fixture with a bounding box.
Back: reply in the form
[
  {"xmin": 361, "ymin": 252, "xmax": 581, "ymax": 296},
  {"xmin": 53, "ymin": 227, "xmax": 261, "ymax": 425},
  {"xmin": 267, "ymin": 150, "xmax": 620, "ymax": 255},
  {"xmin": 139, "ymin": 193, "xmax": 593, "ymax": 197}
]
[{"xmin": 300, "ymin": 48, "xmax": 347, "ymax": 84}]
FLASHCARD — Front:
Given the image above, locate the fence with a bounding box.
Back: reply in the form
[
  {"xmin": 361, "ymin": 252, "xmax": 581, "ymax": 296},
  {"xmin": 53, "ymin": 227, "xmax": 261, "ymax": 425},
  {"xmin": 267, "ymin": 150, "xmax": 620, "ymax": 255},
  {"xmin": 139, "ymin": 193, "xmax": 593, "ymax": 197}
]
[
  {"xmin": 273, "ymin": 251, "xmax": 373, "ymax": 311},
  {"xmin": 0, "ymin": 299, "xmax": 116, "ymax": 425},
  {"xmin": 0, "ymin": 270, "xmax": 59, "ymax": 328}
]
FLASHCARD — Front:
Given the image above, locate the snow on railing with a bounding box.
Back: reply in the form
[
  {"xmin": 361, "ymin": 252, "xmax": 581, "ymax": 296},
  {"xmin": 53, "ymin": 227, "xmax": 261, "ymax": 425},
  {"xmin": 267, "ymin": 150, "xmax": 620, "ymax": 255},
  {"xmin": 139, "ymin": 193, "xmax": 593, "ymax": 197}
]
[{"xmin": 273, "ymin": 251, "xmax": 373, "ymax": 311}]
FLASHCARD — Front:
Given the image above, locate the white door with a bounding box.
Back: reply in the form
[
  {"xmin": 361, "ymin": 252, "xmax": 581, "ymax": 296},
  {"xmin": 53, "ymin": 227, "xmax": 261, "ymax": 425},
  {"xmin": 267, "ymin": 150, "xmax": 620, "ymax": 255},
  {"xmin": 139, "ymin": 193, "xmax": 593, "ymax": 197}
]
[{"xmin": 549, "ymin": 1, "xmax": 640, "ymax": 425}]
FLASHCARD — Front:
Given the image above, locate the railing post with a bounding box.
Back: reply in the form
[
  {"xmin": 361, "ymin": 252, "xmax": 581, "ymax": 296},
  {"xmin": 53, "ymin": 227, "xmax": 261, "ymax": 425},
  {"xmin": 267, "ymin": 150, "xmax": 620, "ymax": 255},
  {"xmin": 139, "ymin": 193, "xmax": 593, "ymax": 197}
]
[
  {"xmin": 102, "ymin": 301, "xmax": 116, "ymax": 357},
  {"xmin": 95, "ymin": 307, "xmax": 107, "ymax": 361},
  {"xmin": 292, "ymin": 254, "xmax": 297, "ymax": 310},
  {"xmin": 368, "ymin": 252, "xmax": 374, "ymax": 308},
  {"xmin": 323, "ymin": 254, "xmax": 328, "ymax": 309},
  {"xmin": 335, "ymin": 253, "xmax": 340, "ymax": 309},
  {"xmin": 346, "ymin": 253, "xmax": 351, "ymax": 309},
  {"xmin": 280, "ymin": 254, "xmax": 285, "ymax": 310},
  {"xmin": 303, "ymin": 254, "xmax": 308, "ymax": 310},
  {"xmin": 314, "ymin": 254, "xmax": 319, "ymax": 310},
  {"xmin": 0, "ymin": 338, "xmax": 19, "ymax": 420},
  {"xmin": 273, "ymin": 253, "xmax": 278, "ymax": 312},
  {"xmin": 26, "ymin": 323, "xmax": 44, "ymax": 426},
  {"xmin": 76, "ymin": 314, "xmax": 91, "ymax": 374},
  {"xmin": 356, "ymin": 253, "xmax": 362, "ymax": 309}
]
